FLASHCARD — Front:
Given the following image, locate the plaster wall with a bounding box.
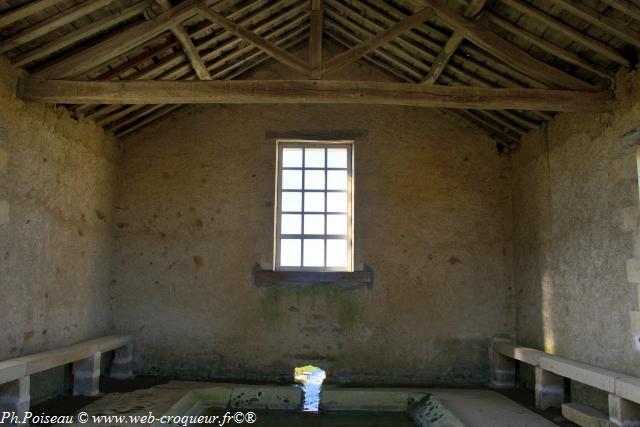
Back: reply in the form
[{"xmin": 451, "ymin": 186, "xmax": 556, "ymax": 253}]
[
  {"xmin": 112, "ymin": 63, "xmax": 514, "ymax": 385},
  {"xmin": 0, "ymin": 58, "xmax": 119, "ymax": 401},
  {"xmin": 511, "ymin": 68, "xmax": 640, "ymax": 404}
]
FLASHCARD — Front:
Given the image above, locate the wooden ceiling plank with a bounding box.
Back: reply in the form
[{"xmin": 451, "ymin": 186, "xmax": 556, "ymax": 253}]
[
  {"xmin": 0, "ymin": 0, "xmax": 114, "ymax": 55},
  {"xmin": 309, "ymin": 0, "xmax": 323, "ymax": 78},
  {"xmin": 19, "ymin": 79, "xmax": 613, "ymax": 112},
  {"xmin": 322, "ymin": 5, "xmax": 436, "ymax": 75},
  {"xmin": 601, "ymin": 0, "xmax": 640, "ymax": 22},
  {"xmin": 33, "ymin": 0, "xmax": 200, "ymax": 79},
  {"xmin": 486, "ymin": 11, "xmax": 613, "ymax": 79},
  {"xmin": 554, "ymin": 0, "xmax": 640, "ymax": 48},
  {"xmin": 171, "ymin": 24, "xmax": 211, "ymax": 79},
  {"xmin": 12, "ymin": 2, "xmax": 148, "ymax": 67},
  {"xmin": 420, "ymin": 0, "xmax": 595, "ymax": 90},
  {"xmin": 499, "ymin": 0, "xmax": 630, "ymax": 66},
  {"xmin": 0, "ymin": 0, "xmax": 66, "ymax": 29},
  {"xmin": 115, "ymin": 105, "xmax": 182, "ymax": 138},
  {"xmin": 195, "ymin": 2, "xmax": 309, "ymax": 75}
]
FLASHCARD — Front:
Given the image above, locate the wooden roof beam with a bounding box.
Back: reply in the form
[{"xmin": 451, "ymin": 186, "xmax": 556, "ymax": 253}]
[
  {"xmin": 11, "ymin": 1, "xmax": 148, "ymax": 67},
  {"xmin": 322, "ymin": 6, "xmax": 436, "ymax": 76},
  {"xmin": 554, "ymin": 0, "xmax": 640, "ymax": 48},
  {"xmin": 0, "ymin": 0, "xmax": 114, "ymax": 55},
  {"xmin": 194, "ymin": 2, "xmax": 310, "ymax": 75},
  {"xmin": 34, "ymin": 0, "xmax": 200, "ymax": 79},
  {"xmin": 486, "ymin": 11, "xmax": 613, "ymax": 80},
  {"xmin": 309, "ymin": 0, "xmax": 323, "ymax": 79},
  {"xmin": 498, "ymin": 0, "xmax": 630, "ymax": 67},
  {"xmin": 601, "ymin": 0, "xmax": 640, "ymax": 23},
  {"xmin": 171, "ymin": 24, "xmax": 211, "ymax": 80},
  {"xmin": 420, "ymin": 0, "xmax": 595, "ymax": 90},
  {"xmin": 0, "ymin": 0, "xmax": 66, "ymax": 30},
  {"xmin": 19, "ymin": 79, "xmax": 613, "ymax": 112},
  {"xmin": 420, "ymin": 0, "xmax": 486, "ymax": 84}
]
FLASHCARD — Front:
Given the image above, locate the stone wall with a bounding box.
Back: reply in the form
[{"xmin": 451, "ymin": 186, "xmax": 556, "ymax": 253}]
[
  {"xmin": 112, "ymin": 62, "xmax": 514, "ymax": 384},
  {"xmin": 0, "ymin": 58, "xmax": 119, "ymax": 402},
  {"xmin": 511, "ymin": 68, "xmax": 640, "ymax": 405}
]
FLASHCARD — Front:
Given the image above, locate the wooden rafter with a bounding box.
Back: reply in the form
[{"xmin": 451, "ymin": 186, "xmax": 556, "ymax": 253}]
[
  {"xmin": 34, "ymin": 0, "xmax": 200, "ymax": 79},
  {"xmin": 498, "ymin": 0, "xmax": 630, "ymax": 67},
  {"xmin": 194, "ymin": 2, "xmax": 309, "ymax": 75},
  {"xmin": 309, "ymin": 0, "xmax": 323, "ymax": 79},
  {"xmin": 19, "ymin": 79, "xmax": 613, "ymax": 112},
  {"xmin": 486, "ymin": 11, "xmax": 613, "ymax": 80},
  {"xmin": 419, "ymin": 0, "xmax": 595, "ymax": 90},
  {"xmin": 11, "ymin": 2, "xmax": 148, "ymax": 67},
  {"xmin": 171, "ymin": 24, "xmax": 211, "ymax": 80},
  {"xmin": 0, "ymin": 0, "xmax": 114, "ymax": 55},
  {"xmin": 601, "ymin": 0, "xmax": 640, "ymax": 22},
  {"xmin": 553, "ymin": 0, "xmax": 640, "ymax": 49},
  {"xmin": 0, "ymin": 0, "xmax": 66, "ymax": 29},
  {"xmin": 322, "ymin": 6, "xmax": 436, "ymax": 76}
]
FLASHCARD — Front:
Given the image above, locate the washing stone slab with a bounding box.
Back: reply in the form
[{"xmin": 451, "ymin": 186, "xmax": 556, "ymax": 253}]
[
  {"xmin": 320, "ymin": 389, "xmax": 410, "ymax": 412},
  {"xmin": 495, "ymin": 343, "xmax": 545, "ymax": 367},
  {"xmin": 229, "ymin": 385, "xmax": 302, "ymax": 410}
]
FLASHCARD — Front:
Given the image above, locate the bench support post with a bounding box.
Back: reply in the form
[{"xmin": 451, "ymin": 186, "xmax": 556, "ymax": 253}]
[
  {"xmin": 609, "ymin": 394, "xmax": 640, "ymax": 427},
  {"xmin": 0, "ymin": 376, "xmax": 30, "ymax": 424},
  {"xmin": 73, "ymin": 353, "xmax": 101, "ymax": 396},
  {"xmin": 110, "ymin": 344, "xmax": 134, "ymax": 380},
  {"xmin": 535, "ymin": 367, "xmax": 565, "ymax": 410},
  {"xmin": 490, "ymin": 338, "xmax": 516, "ymax": 388}
]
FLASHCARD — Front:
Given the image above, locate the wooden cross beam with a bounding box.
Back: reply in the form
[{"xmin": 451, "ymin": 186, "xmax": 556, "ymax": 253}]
[
  {"xmin": 170, "ymin": 24, "xmax": 211, "ymax": 80},
  {"xmin": 195, "ymin": 3, "xmax": 309, "ymax": 75},
  {"xmin": 322, "ymin": 6, "xmax": 436, "ymax": 76},
  {"xmin": 18, "ymin": 78, "xmax": 613, "ymax": 112}
]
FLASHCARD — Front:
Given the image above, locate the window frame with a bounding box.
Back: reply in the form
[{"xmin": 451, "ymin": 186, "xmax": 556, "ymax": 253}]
[{"xmin": 273, "ymin": 139, "xmax": 355, "ymax": 272}]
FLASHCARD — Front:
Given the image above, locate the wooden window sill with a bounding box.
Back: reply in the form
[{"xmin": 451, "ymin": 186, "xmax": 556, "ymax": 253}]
[{"xmin": 254, "ymin": 270, "xmax": 373, "ymax": 289}]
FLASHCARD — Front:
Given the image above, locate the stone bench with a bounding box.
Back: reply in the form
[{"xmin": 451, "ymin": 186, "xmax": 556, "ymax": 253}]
[
  {"xmin": 0, "ymin": 335, "xmax": 134, "ymax": 423},
  {"xmin": 490, "ymin": 339, "xmax": 640, "ymax": 427}
]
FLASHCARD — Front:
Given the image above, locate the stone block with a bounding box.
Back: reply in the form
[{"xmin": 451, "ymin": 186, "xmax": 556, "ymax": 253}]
[
  {"xmin": 609, "ymin": 394, "xmax": 640, "ymax": 427},
  {"xmin": 110, "ymin": 343, "xmax": 134, "ymax": 380},
  {"xmin": 0, "ymin": 376, "xmax": 30, "ymax": 425},
  {"xmin": 562, "ymin": 402, "xmax": 614, "ymax": 427},
  {"xmin": 535, "ymin": 367, "xmax": 565, "ymax": 410},
  {"xmin": 73, "ymin": 353, "xmax": 101, "ymax": 397},
  {"xmin": 0, "ymin": 361, "xmax": 26, "ymax": 385},
  {"xmin": 229, "ymin": 385, "xmax": 301, "ymax": 411}
]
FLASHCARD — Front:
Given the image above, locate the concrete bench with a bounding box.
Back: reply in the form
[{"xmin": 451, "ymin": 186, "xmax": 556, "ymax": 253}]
[
  {"xmin": 0, "ymin": 335, "xmax": 134, "ymax": 423},
  {"xmin": 490, "ymin": 339, "xmax": 640, "ymax": 427}
]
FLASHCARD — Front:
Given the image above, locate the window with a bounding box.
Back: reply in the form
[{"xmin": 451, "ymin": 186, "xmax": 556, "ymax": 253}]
[{"xmin": 274, "ymin": 140, "xmax": 353, "ymax": 271}]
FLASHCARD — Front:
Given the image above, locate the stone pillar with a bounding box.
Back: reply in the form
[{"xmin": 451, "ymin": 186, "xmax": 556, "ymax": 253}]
[
  {"xmin": 535, "ymin": 367, "xmax": 565, "ymax": 410},
  {"xmin": 490, "ymin": 338, "xmax": 516, "ymax": 388},
  {"xmin": 609, "ymin": 394, "xmax": 640, "ymax": 427},
  {"xmin": 73, "ymin": 353, "xmax": 101, "ymax": 397},
  {"xmin": 0, "ymin": 376, "xmax": 30, "ymax": 425},
  {"xmin": 110, "ymin": 344, "xmax": 134, "ymax": 380}
]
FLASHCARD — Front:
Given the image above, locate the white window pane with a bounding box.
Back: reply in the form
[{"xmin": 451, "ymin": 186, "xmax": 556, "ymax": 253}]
[
  {"xmin": 326, "ymin": 239, "xmax": 347, "ymax": 268},
  {"xmin": 281, "ymin": 192, "xmax": 302, "ymax": 212},
  {"xmin": 327, "ymin": 170, "xmax": 348, "ymax": 190},
  {"xmin": 305, "ymin": 170, "xmax": 325, "ymax": 190},
  {"xmin": 282, "ymin": 148, "xmax": 302, "ymax": 167},
  {"xmin": 304, "ymin": 214, "xmax": 325, "ymax": 235},
  {"xmin": 303, "ymin": 239, "xmax": 324, "ymax": 267},
  {"xmin": 282, "ymin": 170, "xmax": 302, "ymax": 189},
  {"xmin": 281, "ymin": 239, "xmax": 301, "ymax": 266},
  {"xmin": 304, "ymin": 192, "xmax": 324, "ymax": 212},
  {"xmin": 327, "ymin": 214, "xmax": 347, "ymax": 235},
  {"xmin": 305, "ymin": 148, "xmax": 325, "ymax": 168},
  {"xmin": 281, "ymin": 214, "xmax": 301, "ymax": 234},
  {"xmin": 327, "ymin": 148, "xmax": 348, "ymax": 168},
  {"xmin": 327, "ymin": 192, "xmax": 347, "ymax": 213}
]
